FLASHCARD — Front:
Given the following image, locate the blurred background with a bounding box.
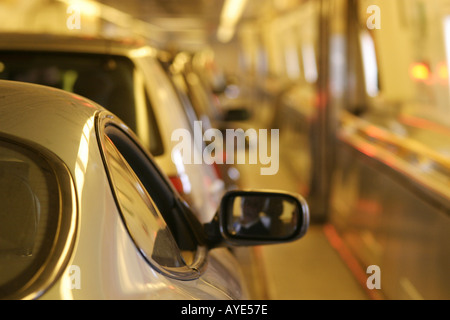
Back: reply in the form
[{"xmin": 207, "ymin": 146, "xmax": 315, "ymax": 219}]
[{"xmin": 1, "ymin": 0, "xmax": 449, "ymax": 300}]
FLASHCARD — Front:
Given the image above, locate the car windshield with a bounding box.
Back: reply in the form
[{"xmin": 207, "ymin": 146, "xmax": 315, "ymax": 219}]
[{"xmin": 0, "ymin": 51, "xmax": 162, "ymax": 156}]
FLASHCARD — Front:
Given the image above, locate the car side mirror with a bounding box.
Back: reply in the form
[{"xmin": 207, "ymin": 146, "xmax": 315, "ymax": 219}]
[{"xmin": 205, "ymin": 190, "xmax": 309, "ymax": 247}]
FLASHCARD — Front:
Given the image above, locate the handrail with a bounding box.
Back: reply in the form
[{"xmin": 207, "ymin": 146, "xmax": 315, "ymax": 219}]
[
  {"xmin": 340, "ymin": 111, "xmax": 450, "ymax": 169},
  {"xmin": 339, "ymin": 111, "xmax": 450, "ymax": 205}
]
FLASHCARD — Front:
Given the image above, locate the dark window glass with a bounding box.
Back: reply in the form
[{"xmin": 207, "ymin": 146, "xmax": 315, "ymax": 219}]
[
  {"xmin": 0, "ymin": 52, "xmax": 163, "ymax": 156},
  {"xmin": 0, "ymin": 140, "xmax": 61, "ymax": 298},
  {"xmin": 100, "ymin": 124, "xmax": 198, "ymax": 269}
]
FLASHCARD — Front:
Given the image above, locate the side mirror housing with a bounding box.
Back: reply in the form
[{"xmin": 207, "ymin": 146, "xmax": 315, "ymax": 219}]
[{"xmin": 205, "ymin": 190, "xmax": 309, "ymax": 248}]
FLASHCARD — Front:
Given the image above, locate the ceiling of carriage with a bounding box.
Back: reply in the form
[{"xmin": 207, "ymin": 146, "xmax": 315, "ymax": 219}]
[
  {"xmin": 94, "ymin": 0, "xmax": 282, "ymax": 47},
  {"xmin": 0, "ymin": 0, "xmax": 306, "ymax": 50}
]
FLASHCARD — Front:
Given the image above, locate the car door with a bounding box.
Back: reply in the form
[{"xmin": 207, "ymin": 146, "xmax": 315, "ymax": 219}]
[{"xmin": 96, "ymin": 111, "xmax": 248, "ymax": 300}]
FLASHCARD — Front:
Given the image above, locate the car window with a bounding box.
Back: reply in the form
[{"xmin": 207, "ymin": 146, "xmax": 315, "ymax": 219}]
[
  {"xmin": 169, "ymin": 72, "xmax": 200, "ymax": 133},
  {"xmin": 99, "ymin": 122, "xmax": 200, "ymax": 274},
  {"xmin": 0, "ymin": 51, "xmax": 164, "ymax": 156},
  {"xmin": 102, "ymin": 134, "xmax": 185, "ymax": 268},
  {"xmin": 352, "ymin": 0, "xmax": 450, "ymax": 153},
  {"xmin": 140, "ymin": 86, "xmax": 164, "ymax": 157},
  {"xmin": 0, "ymin": 136, "xmax": 75, "ymax": 299}
]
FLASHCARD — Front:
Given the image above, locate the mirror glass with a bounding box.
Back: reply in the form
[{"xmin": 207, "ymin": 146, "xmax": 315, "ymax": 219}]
[{"xmin": 226, "ymin": 195, "xmax": 301, "ymax": 239}]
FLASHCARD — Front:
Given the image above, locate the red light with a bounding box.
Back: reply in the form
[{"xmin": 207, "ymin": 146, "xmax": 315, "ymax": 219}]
[
  {"xmin": 169, "ymin": 175, "xmax": 195, "ymax": 208},
  {"xmin": 410, "ymin": 63, "xmax": 430, "ymax": 81},
  {"xmin": 212, "ymin": 163, "xmax": 222, "ymax": 179},
  {"xmin": 169, "ymin": 175, "xmax": 184, "ymax": 194}
]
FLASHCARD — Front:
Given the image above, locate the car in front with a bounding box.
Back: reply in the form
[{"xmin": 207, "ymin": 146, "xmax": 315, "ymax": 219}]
[{"xmin": 0, "ymin": 80, "xmax": 309, "ymax": 299}]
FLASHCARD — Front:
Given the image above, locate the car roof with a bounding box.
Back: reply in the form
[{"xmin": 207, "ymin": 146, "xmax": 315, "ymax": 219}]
[
  {"xmin": 0, "ymin": 80, "xmax": 104, "ymax": 166},
  {"xmin": 0, "ymin": 35, "xmax": 181, "ymax": 176},
  {"xmin": 0, "ymin": 32, "xmax": 157, "ymax": 58}
]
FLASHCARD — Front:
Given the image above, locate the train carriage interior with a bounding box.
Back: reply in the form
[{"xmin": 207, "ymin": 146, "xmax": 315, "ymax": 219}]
[{"xmin": 0, "ymin": 0, "xmax": 449, "ymax": 301}]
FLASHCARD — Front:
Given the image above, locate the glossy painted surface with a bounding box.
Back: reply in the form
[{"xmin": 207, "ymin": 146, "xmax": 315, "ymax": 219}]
[
  {"xmin": 0, "ymin": 81, "xmax": 247, "ymax": 299},
  {"xmin": 0, "ymin": 33, "xmax": 224, "ymax": 224}
]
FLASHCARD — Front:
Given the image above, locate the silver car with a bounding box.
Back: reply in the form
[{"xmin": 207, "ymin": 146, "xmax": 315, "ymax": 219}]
[
  {"xmin": 0, "ymin": 80, "xmax": 309, "ymax": 300},
  {"xmin": 0, "ymin": 33, "xmax": 223, "ymax": 224}
]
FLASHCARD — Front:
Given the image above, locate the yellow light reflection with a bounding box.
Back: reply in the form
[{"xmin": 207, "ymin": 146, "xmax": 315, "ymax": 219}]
[
  {"xmin": 129, "ymin": 47, "xmax": 156, "ymax": 59},
  {"xmin": 217, "ymin": 0, "xmax": 248, "ymax": 43},
  {"xmin": 75, "ymin": 116, "xmax": 94, "ymax": 193},
  {"xmin": 410, "ymin": 63, "xmax": 430, "ymax": 82},
  {"xmin": 59, "ymin": 0, "xmax": 100, "ymax": 17},
  {"xmin": 437, "ymin": 62, "xmax": 448, "ymax": 81}
]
